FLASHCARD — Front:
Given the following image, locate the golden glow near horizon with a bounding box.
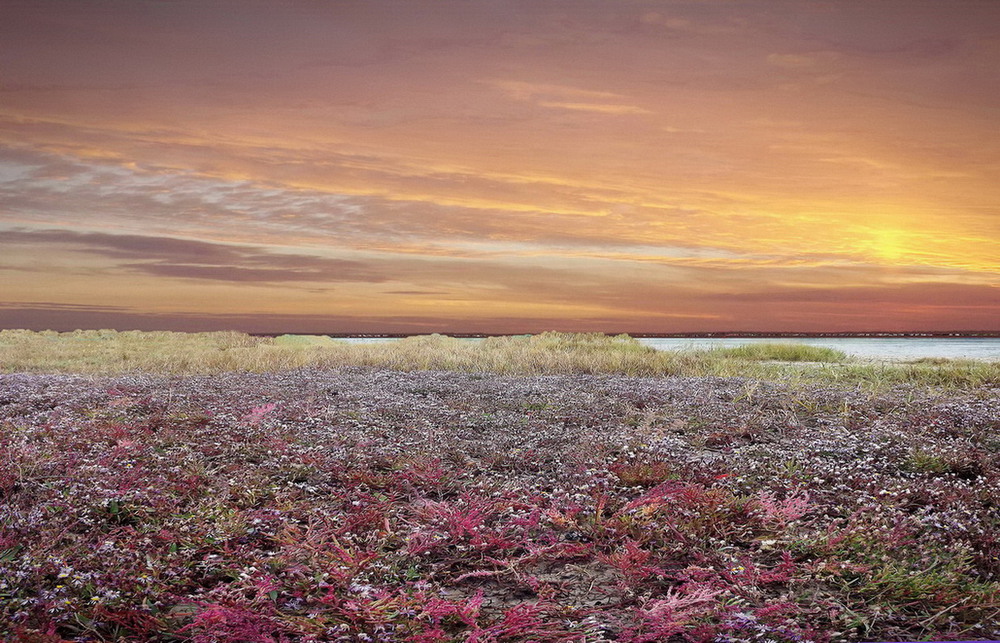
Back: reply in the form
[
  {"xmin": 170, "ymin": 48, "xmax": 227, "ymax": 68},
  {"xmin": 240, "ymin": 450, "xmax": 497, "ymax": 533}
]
[{"xmin": 0, "ymin": 1, "xmax": 998, "ymax": 333}]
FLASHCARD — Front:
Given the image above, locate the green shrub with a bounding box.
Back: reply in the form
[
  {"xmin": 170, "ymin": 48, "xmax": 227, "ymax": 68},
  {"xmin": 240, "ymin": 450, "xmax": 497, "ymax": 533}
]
[{"xmin": 902, "ymin": 448, "xmax": 950, "ymax": 474}]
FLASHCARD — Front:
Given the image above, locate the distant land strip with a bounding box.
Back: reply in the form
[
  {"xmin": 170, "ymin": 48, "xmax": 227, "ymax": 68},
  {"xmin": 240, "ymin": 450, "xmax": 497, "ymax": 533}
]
[{"xmin": 251, "ymin": 331, "xmax": 1000, "ymax": 339}]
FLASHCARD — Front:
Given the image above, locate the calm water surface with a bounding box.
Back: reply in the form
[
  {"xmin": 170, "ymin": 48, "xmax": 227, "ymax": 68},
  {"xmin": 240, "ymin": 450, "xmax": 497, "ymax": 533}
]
[
  {"xmin": 338, "ymin": 336, "xmax": 1000, "ymax": 361},
  {"xmin": 637, "ymin": 337, "xmax": 1000, "ymax": 361}
]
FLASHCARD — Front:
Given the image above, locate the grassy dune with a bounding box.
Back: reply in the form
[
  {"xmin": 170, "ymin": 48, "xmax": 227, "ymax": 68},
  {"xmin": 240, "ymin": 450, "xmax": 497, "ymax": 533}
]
[{"xmin": 1, "ymin": 329, "xmax": 998, "ymax": 389}]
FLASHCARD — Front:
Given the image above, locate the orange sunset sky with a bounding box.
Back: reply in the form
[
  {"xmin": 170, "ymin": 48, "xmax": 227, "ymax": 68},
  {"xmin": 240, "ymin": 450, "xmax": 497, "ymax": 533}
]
[{"xmin": 1, "ymin": 0, "xmax": 998, "ymax": 333}]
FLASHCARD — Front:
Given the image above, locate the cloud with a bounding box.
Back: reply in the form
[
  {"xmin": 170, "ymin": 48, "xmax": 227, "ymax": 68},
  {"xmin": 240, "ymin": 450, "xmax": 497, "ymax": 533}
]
[
  {"xmin": 767, "ymin": 53, "xmax": 816, "ymax": 68},
  {"xmin": 536, "ymin": 101, "xmax": 652, "ymax": 115},
  {"xmin": 488, "ymin": 79, "xmax": 651, "ymax": 117},
  {"xmin": 0, "ymin": 303, "xmax": 700, "ymax": 334},
  {"xmin": 638, "ymin": 11, "xmax": 741, "ymax": 35},
  {"xmin": 486, "ymin": 80, "xmax": 622, "ymax": 102},
  {"xmin": 0, "ymin": 145, "xmax": 717, "ymax": 252},
  {"xmin": 381, "ymin": 290, "xmax": 450, "ymax": 296},
  {"xmin": 0, "ymin": 300, "xmax": 130, "ymax": 313},
  {"xmin": 703, "ymin": 282, "xmax": 1000, "ymax": 309},
  {"xmin": 0, "ymin": 227, "xmax": 386, "ymax": 284},
  {"xmin": 2, "ymin": 2, "xmax": 998, "ymax": 334}
]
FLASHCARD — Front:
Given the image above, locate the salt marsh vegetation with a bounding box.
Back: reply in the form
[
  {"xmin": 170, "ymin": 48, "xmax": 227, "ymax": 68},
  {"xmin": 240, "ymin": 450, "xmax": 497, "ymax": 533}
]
[{"xmin": 1, "ymin": 331, "xmax": 999, "ymax": 640}]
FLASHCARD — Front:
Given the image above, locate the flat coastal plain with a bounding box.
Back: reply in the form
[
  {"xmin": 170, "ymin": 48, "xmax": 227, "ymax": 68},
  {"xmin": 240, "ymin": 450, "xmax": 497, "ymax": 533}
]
[{"xmin": 3, "ymin": 367, "xmax": 1000, "ymax": 642}]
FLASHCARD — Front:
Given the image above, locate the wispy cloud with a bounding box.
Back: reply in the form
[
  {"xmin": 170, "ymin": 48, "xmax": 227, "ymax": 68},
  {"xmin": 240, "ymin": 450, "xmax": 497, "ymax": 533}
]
[
  {"xmin": 488, "ymin": 79, "xmax": 651, "ymax": 117},
  {"xmin": 638, "ymin": 11, "xmax": 742, "ymax": 36},
  {"xmin": 766, "ymin": 53, "xmax": 817, "ymax": 68},
  {"xmin": 1, "ymin": 1, "xmax": 998, "ymax": 331},
  {"xmin": 536, "ymin": 101, "xmax": 652, "ymax": 115},
  {"xmin": 1, "ymin": 227, "xmax": 385, "ymax": 284}
]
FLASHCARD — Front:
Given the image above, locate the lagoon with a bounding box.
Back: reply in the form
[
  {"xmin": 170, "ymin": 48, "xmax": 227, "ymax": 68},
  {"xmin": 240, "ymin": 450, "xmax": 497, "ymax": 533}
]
[{"xmin": 636, "ymin": 337, "xmax": 1000, "ymax": 361}]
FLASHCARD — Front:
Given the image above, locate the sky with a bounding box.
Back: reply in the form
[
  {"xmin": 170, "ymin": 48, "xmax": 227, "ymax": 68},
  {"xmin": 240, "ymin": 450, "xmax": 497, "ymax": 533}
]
[{"xmin": 1, "ymin": 0, "xmax": 998, "ymax": 334}]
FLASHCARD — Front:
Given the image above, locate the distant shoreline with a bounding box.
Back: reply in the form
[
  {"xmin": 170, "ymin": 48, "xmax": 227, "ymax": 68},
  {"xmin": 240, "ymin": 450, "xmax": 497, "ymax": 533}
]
[{"xmin": 252, "ymin": 331, "xmax": 1000, "ymax": 339}]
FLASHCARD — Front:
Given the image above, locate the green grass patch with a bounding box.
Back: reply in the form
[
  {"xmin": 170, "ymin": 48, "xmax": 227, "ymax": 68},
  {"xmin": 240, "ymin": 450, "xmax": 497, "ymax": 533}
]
[{"xmin": 708, "ymin": 342, "xmax": 847, "ymax": 362}]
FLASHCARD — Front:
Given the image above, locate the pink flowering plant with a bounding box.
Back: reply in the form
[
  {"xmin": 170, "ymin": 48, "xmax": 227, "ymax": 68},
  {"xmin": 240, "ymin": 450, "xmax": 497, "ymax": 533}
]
[{"xmin": 0, "ymin": 369, "xmax": 998, "ymax": 641}]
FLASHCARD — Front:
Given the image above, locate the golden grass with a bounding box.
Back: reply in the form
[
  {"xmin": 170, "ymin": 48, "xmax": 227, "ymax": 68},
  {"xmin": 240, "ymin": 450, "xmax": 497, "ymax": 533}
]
[{"xmin": 1, "ymin": 329, "xmax": 997, "ymax": 389}]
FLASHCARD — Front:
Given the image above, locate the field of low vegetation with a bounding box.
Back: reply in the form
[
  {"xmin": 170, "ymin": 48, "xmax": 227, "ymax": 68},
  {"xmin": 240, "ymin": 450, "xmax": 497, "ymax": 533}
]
[{"xmin": 1, "ymin": 331, "xmax": 999, "ymax": 641}]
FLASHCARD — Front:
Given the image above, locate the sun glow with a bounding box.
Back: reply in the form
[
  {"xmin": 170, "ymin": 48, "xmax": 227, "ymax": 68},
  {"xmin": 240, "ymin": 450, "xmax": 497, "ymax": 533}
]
[{"xmin": 867, "ymin": 227, "xmax": 909, "ymax": 263}]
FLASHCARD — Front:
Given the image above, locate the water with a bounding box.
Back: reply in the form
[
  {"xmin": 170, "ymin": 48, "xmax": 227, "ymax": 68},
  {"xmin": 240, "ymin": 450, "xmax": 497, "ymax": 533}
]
[
  {"xmin": 336, "ymin": 336, "xmax": 1000, "ymax": 361},
  {"xmin": 636, "ymin": 337, "xmax": 1000, "ymax": 361}
]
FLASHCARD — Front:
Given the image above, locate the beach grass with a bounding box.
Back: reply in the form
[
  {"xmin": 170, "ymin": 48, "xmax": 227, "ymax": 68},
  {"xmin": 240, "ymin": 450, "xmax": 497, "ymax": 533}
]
[
  {"xmin": 0, "ymin": 329, "xmax": 997, "ymax": 389},
  {"xmin": 706, "ymin": 342, "xmax": 847, "ymax": 363}
]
